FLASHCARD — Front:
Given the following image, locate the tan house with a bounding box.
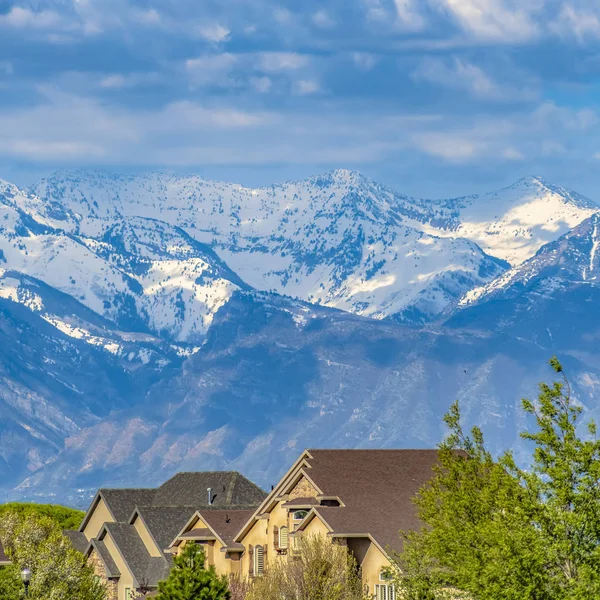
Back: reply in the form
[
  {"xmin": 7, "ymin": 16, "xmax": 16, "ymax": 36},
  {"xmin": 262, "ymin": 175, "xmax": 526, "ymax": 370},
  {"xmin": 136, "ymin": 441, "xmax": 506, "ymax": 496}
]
[
  {"xmin": 231, "ymin": 449, "xmax": 443, "ymax": 599},
  {"xmin": 69, "ymin": 450, "xmax": 442, "ymax": 600},
  {"xmin": 63, "ymin": 472, "xmax": 266, "ymax": 600}
]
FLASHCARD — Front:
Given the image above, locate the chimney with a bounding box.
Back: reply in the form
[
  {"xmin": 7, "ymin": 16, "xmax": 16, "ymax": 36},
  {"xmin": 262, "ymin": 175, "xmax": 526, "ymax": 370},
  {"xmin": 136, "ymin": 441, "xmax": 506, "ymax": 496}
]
[{"xmin": 207, "ymin": 487, "xmax": 213, "ymax": 505}]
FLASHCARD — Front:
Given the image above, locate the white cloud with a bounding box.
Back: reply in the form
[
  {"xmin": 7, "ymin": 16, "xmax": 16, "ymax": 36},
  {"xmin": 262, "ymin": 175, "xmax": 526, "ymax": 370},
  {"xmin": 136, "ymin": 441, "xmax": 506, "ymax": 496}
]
[
  {"xmin": 258, "ymin": 52, "xmax": 310, "ymax": 72},
  {"xmin": 195, "ymin": 23, "xmax": 231, "ymax": 43},
  {"xmin": 295, "ymin": 80, "xmax": 320, "ymax": 95},
  {"xmin": 412, "ymin": 57, "xmax": 537, "ymax": 101},
  {"xmin": 434, "ymin": 0, "xmax": 540, "ymax": 43},
  {"xmin": 352, "ymin": 52, "xmax": 379, "ymax": 71},
  {"xmin": 0, "ymin": 7, "xmax": 70, "ymax": 30},
  {"xmin": 312, "ymin": 10, "xmax": 335, "ymax": 28},
  {"xmin": 552, "ymin": 5, "xmax": 600, "ymax": 42},
  {"xmin": 250, "ymin": 76, "xmax": 273, "ymax": 93},
  {"xmin": 185, "ymin": 54, "xmax": 239, "ymax": 86},
  {"xmin": 99, "ymin": 74, "xmax": 127, "ymax": 89},
  {"xmin": 393, "ymin": 0, "xmax": 427, "ymax": 30}
]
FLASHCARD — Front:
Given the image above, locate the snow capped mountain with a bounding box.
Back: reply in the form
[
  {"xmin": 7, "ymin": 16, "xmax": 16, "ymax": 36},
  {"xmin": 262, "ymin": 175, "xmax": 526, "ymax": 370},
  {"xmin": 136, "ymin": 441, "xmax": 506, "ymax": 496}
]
[
  {"xmin": 415, "ymin": 177, "xmax": 598, "ymax": 265},
  {"xmin": 32, "ymin": 169, "xmax": 510, "ymax": 323},
  {"xmin": 2, "ymin": 168, "xmax": 600, "ymax": 502},
  {"xmin": 0, "ymin": 184, "xmax": 245, "ymax": 342},
  {"xmin": 460, "ymin": 212, "xmax": 600, "ymax": 309}
]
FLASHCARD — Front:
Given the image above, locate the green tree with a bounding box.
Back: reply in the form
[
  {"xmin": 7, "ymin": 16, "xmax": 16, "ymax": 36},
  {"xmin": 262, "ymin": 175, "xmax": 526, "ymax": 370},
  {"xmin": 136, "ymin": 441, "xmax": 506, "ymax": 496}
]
[
  {"xmin": 156, "ymin": 543, "xmax": 231, "ymax": 600},
  {"xmin": 246, "ymin": 534, "xmax": 367, "ymax": 600},
  {"xmin": 394, "ymin": 357, "xmax": 600, "ymax": 600},
  {"xmin": 0, "ymin": 512, "xmax": 104, "ymax": 600},
  {"xmin": 0, "ymin": 566, "xmax": 23, "ymax": 600},
  {"xmin": 0, "ymin": 503, "xmax": 84, "ymax": 531}
]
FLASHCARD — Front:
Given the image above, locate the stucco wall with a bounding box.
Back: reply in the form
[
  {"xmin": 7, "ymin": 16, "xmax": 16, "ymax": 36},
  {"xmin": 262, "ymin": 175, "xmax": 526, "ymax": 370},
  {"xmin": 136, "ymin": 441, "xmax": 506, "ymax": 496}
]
[
  {"xmin": 133, "ymin": 516, "xmax": 162, "ymax": 557},
  {"xmin": 83, "ymin": 498, "xmax": 114, "ymax": 541}
]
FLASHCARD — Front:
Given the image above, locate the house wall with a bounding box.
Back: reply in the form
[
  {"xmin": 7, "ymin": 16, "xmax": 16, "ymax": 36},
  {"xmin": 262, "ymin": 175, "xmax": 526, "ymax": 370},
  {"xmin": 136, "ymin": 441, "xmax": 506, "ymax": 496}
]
[
  {"xmin": 102, "ymin": 531, "xmax": 136, "ymax": 600},
  {"xmin": 240, "ymin": 518, "xmax": 269, "ymax": 578},
  {"xmin": 83, "ymin": 498, "xmax": 114, "ymax": 541},
  {"xmin": 88, "ymin": 548, "xmax": 118, "ymax": 600},
  {"xmin": 300, "ymin": 517, "xmax": 330, "ymax": 538},
  {"xmin": 133, "ymin": 516, "xmax": 162, "ymax": 557},
  {"xmin": 355, "ymin": 541, "xmax": 390, "ymax": 597}
]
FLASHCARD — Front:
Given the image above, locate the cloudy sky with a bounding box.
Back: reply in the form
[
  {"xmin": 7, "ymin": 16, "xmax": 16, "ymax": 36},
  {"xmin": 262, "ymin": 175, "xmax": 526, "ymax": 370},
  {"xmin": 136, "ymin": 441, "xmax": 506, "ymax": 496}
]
[{"xmin": 0, "ymin": 0, "xmax": 599, "ymax": 197}]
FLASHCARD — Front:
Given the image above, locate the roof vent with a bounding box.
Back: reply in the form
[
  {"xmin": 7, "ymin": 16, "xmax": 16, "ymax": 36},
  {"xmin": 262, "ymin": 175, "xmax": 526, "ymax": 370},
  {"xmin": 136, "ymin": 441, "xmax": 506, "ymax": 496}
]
[{"xmin": 207, "ymin": 487, "xmax": 213, "ymax": 505}]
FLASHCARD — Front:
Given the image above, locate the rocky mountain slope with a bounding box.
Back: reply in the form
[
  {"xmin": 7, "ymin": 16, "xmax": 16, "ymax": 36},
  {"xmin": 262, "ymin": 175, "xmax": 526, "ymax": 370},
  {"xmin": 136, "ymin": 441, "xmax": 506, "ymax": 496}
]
[{"xmin": 0, "ymin": 169, "xmax": 598, "ymax": 504}]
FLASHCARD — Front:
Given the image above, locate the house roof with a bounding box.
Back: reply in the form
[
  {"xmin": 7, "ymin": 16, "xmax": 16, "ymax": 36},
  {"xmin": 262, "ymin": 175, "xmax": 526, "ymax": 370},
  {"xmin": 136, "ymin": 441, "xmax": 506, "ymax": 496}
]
[
  {"xmin": 293, "ymin": 449, "xmax": 443, "ymax": 553},
  {"xmin": 152, "ymin": 472, "xmax": 266, "ymax": 508},
  {"xmin": 0, "ymin": 540, "xmax": 10, "ymax": 565},
  {"xmin": 199, "ymin": 510, "xmax": 254, "ymax": 547},
  {"xmin": 281, "ymin": 497, "xmax": 320, "ymax": 508},
  {"xmin": 179, "ymin": 528, "xmax": 215, "ymax": 539},
  {"xmin": 85, "ymin": 539, "xmax": 121, "ymax": 579},
  {"xmin": 102, "ymin": 522, "xmax": 170, "ymax": 587},
  {"xmin": 63, "ymin": 529, "xmax": 89, "ymax": 554},
  {"xmin": 132, "ymin": 506, "xmax": 198, "ymax": 551}
]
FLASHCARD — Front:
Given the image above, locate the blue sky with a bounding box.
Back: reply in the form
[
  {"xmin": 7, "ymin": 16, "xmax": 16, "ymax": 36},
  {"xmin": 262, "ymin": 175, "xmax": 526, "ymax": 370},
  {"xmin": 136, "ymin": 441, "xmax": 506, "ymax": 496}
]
[{"xmin": 1, "ymin": 0, "xmax": 600, "ymax": 197}]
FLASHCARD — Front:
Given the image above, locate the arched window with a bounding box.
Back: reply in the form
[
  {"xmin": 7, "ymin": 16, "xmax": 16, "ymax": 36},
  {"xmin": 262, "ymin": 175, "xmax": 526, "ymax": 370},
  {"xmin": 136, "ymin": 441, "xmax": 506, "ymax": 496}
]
[
  {"xmin": 254, "ymin": 545, "xmax": 264, "ymax": 576},
  {"xmin": 279, "ymin": 526, "xmax": 289, "ymax": 550},
  {"xmin": 292, "ymin": 510, "xmax": 309, "ymax": 522}
]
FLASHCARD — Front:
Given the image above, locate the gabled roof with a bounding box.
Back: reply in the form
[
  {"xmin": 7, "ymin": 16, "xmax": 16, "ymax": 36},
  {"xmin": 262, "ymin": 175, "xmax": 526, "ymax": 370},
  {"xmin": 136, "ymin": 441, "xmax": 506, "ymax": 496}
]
[
  {"xmin": 85, "ymin": 538, "xmax": 121, "ymax": 578},
  {"xmin": 171, "ymin": 509, "xmax": 254, "ymax": 551},
  {"xmin": 152, "ymin": 472, "xmax": 266, "ymax": 508},
  {"xmin": 129, "ymin": 506, "xmax": 197, "ymax": 551},
  {"xmin": 235, "ymin": 449, "xmax": 444, "ymax": 553},
  {"xmin": 0, "ymin": 540, "xmax": 10, "ymax": 565},
  {"xmin": 100, "ymin": 522, "xmax": 170, "ymax": 588},
  {"xmin": 294, "ymin": 449, "xmax": 443, "ymax": 552},
  {"xmin": 63, "ymin": 529, "xmax": 89, "ymax": 554},
  {"xmin": 79, "ymin": 488, "xmax": 155, "ymax": 532}
]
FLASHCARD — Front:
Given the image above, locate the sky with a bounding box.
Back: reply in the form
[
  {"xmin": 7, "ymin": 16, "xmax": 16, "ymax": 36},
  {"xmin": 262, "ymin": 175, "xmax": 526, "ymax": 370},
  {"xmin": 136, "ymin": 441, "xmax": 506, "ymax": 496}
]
[{"xmin": 1, "ymin": 0, "xmax": 600, "ymax": 198}]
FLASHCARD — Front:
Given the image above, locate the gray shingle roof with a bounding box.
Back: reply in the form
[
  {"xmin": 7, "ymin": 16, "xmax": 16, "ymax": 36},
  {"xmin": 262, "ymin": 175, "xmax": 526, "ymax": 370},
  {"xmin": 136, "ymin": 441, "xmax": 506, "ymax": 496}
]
[
  {"xmin": 153, "ymin": 472, "xmax": 266, "ymax": 508},
  {"xmin": 101, "ymin": 489, "xmax": 156, "ymax": 521},
  {"xmin": 134, "ymin": 506, "xmax": 197, "ymax": 551},
  {"xmin": 63, "ymin": 530, "xmax": 89, "ymax": 554},
  {"xmin": 92, "ymin": 539, "xmax": 121, "ymax": 578},
  {"xmin": 103, "ymin": 522, "xmax": 173, "ymax": 587}
]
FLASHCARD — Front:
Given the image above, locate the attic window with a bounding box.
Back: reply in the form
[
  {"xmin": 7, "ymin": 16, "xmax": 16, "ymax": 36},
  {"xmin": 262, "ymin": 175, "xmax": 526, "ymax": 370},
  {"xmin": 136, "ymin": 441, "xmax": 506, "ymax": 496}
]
[
  {"xmin": 320, "ymin": 499, "xmax": 340, "ymax": 507},
  {"xmin": 292, "ymin": 510, "xmax": 309, "ymax": 521}
]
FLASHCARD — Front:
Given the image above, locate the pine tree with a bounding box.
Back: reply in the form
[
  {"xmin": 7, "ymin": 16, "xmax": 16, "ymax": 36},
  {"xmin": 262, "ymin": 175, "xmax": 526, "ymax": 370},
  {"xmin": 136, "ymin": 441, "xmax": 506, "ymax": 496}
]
[{"xmin": 156, "ymin": 543, "xmax": 231, "ymax": 600}]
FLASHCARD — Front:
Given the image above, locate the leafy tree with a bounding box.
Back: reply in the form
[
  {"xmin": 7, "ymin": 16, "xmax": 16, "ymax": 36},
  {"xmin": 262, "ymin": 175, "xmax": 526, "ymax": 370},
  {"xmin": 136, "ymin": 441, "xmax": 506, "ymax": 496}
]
[
  {"xmin": 0, "ymin": 504, "xmax": 84, "ymax": 531},
  {"xmin": 394, "ymin": 357, "xmax": 600, "ymax": 600},
  {"xmin": 0, "ymin": 566, "xmax": 23, "ymax": 600},
  {"xmin": 0, "ymin": 512, "xmax": 104, "ymax": 600},
  {"xmin": 246, "ymin": 534, "xmax": 367, "ymax": 600},
  {"xmin": 156, "ymin": 543, "xmax": 230, "ymax": 600}
]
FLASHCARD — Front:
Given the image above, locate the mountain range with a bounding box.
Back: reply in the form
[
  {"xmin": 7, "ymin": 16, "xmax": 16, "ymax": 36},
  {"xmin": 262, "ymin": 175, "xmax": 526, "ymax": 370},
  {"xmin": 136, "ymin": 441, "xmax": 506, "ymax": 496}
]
[{"xmin": 1, "ymin": 169, "xmax": 599, "ymax": 505}]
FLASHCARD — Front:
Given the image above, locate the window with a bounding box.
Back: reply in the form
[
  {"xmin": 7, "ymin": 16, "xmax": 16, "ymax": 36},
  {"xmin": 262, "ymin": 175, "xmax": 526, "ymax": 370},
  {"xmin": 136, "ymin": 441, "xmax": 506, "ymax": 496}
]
[
  {"xmin": 254, "ymin": 545, "xmax": 264, "ymax": 576},
  {"xmin": 279, "ymin": 526, "xmax": 289, "ymax": 550},
  {"xmin": 374, "ymin": 584, "xmax": 396, "ymax": 600},
  {"xmin": 125, "ymin": 588, "xmax": 133, "ymax": 600},
  {"xmin": 292, "ymin": 510, "xmax": 309, "ymax": 522}
]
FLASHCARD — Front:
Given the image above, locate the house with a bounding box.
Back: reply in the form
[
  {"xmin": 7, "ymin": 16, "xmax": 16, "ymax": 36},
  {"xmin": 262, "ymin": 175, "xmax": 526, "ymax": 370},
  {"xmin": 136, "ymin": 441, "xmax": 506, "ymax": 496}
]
[
  {"xmin": 0, "ymin": 540, "xmax": 10, "ymax": 566},
  {"xmin": 63, "ymin": 472, "xmax": 267, "ymax": 600},
  {"xmin": 231, "ymin": 449, "xmax": 444, "ymax": 599}
]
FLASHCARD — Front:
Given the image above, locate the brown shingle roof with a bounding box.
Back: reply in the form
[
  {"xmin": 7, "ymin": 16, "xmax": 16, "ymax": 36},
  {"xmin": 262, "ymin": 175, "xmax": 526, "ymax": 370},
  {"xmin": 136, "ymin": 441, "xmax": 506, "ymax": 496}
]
[
  {"xmin": 281, "ymin": 497, "xmax": 319, "ymax": 508},
  {"xmin": 199, "ymin": 510, "xmax": 254, "ymax": 547},
  {"xmin": 179, "ymin": 528, "xmax": 215, "ymax": 539},
  {"xmin": 296, "ymin": 449, "xmax": 443, "ymax": 553},
  {"xmin": 63, "ymin": 530, "xmax": 89, "ymax": 554}
]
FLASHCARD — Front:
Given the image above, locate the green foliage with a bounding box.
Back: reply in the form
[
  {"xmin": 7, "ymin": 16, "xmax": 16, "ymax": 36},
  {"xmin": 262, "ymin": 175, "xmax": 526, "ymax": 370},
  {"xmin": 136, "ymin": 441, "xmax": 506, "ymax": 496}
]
[
  {"xmin": 0, "ymin": 512, "xmax": 105, "ymax": 600},
  {"xmin": 394, "ymin": 357, "xmax": 600, "ymax": 600},
  {"xmin": 156, "ymin": 543, "xmax": 231, "ymax": 600},
  {"xmin": 246, "ymin": 534, "xmax": 367, "ymax": 600},
  {"xmin": 0, "ymin": 503, "xmax": 84, "ymax": 531},
  {"xmin": 0, "ymin": 566, "xmax": 23, "ymax": 600}
]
